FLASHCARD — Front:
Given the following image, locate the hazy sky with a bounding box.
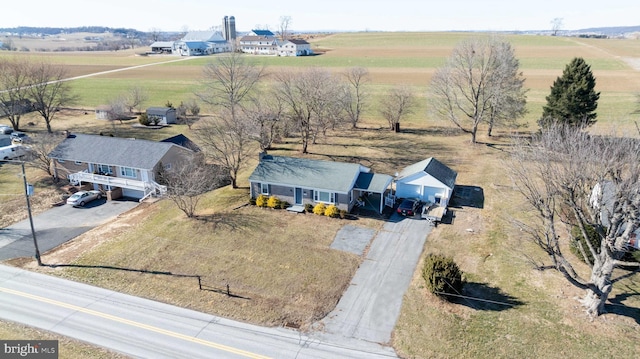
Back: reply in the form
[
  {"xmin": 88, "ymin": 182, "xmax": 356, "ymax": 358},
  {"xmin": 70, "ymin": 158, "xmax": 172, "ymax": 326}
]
[{"xmin": 4, "ymin": 0, "xmax": 639, "ymax": 32}]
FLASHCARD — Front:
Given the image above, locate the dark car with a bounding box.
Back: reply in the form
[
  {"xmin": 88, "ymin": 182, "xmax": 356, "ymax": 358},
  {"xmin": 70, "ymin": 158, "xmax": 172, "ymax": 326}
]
[{"xmin": 397, "ymin": 198, "xmax": 421, "ymax": 217}]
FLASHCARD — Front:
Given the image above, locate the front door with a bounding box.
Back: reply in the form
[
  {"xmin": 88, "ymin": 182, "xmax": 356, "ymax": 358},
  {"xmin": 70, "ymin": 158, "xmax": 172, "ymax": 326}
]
[{"xmin": 295, "ymin": 188, "xmax": 303, "ymax": 205}]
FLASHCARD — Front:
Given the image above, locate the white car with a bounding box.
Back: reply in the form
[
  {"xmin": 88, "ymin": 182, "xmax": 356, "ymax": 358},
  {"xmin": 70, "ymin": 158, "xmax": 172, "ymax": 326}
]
[{"xmin": 66, "ymin": 190, "xmax": 103, "ymax": 207}]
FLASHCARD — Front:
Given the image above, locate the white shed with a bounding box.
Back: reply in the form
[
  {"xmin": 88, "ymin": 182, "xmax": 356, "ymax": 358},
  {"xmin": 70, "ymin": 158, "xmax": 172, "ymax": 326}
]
[{"xmin": 395, "ymin": 157, "xmax": 457, "ymax": 207}]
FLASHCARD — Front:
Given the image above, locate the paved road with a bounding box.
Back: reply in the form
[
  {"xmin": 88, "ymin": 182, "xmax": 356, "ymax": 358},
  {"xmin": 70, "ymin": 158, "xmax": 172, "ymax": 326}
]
[
  {"xmin": 315, "ymin": 213, "xmax": 432, "ymax": 345},
  {"xmin": 0, "ymin": 265, "xmax": 397, "ymax": 359},
  {"xmin": 0, "ymin": 198, "xmax": 139, "ymax": 261}
]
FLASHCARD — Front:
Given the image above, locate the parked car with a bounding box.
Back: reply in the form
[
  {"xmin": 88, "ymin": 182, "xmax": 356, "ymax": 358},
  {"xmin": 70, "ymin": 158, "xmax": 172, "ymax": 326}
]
[
  {"xmin": 66, "ymin": 190, "xmax": 103, "ymax": 207},
  {"xmin": 397, "ymin": 198, "xmax": 421, "ymax": 217},
  {"xmin": 10, "ymin": 132, "xmax": 30, "ymax": 143},
  {"xmin": 0, "ymin": 125, "xmax": 13, "ymax": 135},
  {"xmin": 0, "ymin": 144, "xmax": 28, "ymax": 161}
]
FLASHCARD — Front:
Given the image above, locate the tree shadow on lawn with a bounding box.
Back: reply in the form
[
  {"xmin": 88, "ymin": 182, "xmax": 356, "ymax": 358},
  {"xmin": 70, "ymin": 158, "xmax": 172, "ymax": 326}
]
[
  {"xmin": 43, "ymin": 263, "xmax": 251, "ymax": 299},
  {"xmin": 605, "ymin": 285, "xmax": 640, "ymax": 325},
  {"xmin": 453, "ymin": 282, "xmax": 525, "ymax": 311},
  {"xmin": 194, "ymin": 211, "xmax": 264, "ymax": 232}
]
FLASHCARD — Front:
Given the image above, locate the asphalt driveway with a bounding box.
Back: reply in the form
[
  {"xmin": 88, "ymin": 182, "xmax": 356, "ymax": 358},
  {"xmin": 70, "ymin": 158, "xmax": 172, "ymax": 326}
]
[
  {"xmin": 315, "ymin": 213, "xmax": 433, "ymax": 345},
  {"xmin": 0, "ymin": 198, "xmax": 139, "ymax": 261}
]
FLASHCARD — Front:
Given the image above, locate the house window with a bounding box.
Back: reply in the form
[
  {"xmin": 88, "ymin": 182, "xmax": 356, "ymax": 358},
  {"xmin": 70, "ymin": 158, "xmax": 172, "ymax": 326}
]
[
  {"xmin": 314, "ymin": 191, "xmax": 335, "ymax": 203},
  {"xmin": 97, "ymin": 164, "xmax": 112, "ymax": 175},
  {"xmin": 74, "ymin": 161, "xmax": 83, "ymax": 165},
  {"xmin": 120, "ymin": 167, "xmax": 137, "ymax": 178},
  {"xmin": 164, "ymin": 163, "xmax": 172, "ymax": 170},
  {"xmin": 261, "ymin": 183, "xmax": 270, "ymax": 195},
  {"xmin": 57, "ymin": 159, "xmax": 65, "ymax": 163}
]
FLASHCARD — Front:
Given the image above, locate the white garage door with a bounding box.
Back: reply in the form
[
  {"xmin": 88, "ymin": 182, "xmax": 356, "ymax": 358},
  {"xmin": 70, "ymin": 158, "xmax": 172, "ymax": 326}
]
[
  {"xmin": 122, "ymin": 188, "xmax": 144, "ymax": 199},
  {"xmin": 396, "ymin": 183, "xmax": 421, "ymax": 200}
]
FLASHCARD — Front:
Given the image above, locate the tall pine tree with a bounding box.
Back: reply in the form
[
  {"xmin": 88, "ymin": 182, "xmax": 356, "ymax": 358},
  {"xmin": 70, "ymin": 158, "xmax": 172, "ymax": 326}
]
[{"xmin": 539, "ymin": 57, "xmax": 600, "ymax": 128}]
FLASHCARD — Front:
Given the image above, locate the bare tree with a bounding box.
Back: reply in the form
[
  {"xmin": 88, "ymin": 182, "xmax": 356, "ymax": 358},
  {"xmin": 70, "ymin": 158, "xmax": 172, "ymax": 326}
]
[
  {"xmin": 0, "ymin": 58, "xmax": 32, "ymax": 130},
  {"xmin": 160, "ymin": 156, "xmax": 227, "ymax": 218},
  {"xmin": 430, "ymin": 37, "xmax": 527, "ymax": 144},
  {"xmin": 487, "ymin": 41, "xmax": 527, "ymax": 136},
  {"xmin": 184, "ymin": 98, "xmax": 200, "ymax": 129},
  {"xmin": 106, "ymin": 95, "xmax": 128, "ymax": 121},
  {"xmin": 379, "ymin": 85, "xmax": 416, "ymax": 132},
  {"xmin": 125, "ymin": 86, "xmax": 148, "ymax": 114},
  {"xmin": 25, "ymin": 133, "xmax": 64, "ymax": 177},
  {"xmin": 27, "ymin": 61, "xmax": 76, "ymax": 133},
  {"xmin": 197, "ymin": 52, "xmax": 265, "ymax": 124},
  {"xmin": 194, "ymin": 113, "xmax": 254, "ymax": 189},
  {"xmin": 278, "ymin": 16, "xmax": 293, "ymax": 41},
  {"xmin": 245, "ymin": 93, "xmax": 284, "ymax": 152},
  {"xmin": 149, "ymin": 27, "xmax": 162, "ymax": 42},
  {"xmin": 274, "ymin": 68, "xmax": 347, "ymax": 153},
  {"xmin": 343, "ymin": 67, "xmax": 370, "ymax": 129},
  {"xmin": 551, "ymin": 18, "xmax": 564, "ymax": 36},
  {"xmin": 509, "ymin": 124, "xmax": 640, "ymax": 318}
]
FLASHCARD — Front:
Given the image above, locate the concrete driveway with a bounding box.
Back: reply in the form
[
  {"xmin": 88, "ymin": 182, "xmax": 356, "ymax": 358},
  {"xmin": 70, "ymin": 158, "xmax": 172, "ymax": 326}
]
[
  {"xmin": 315, "ymin": 213, "xmax": 433, "ymax": 345},
  {"xmin": 0, "ymin": 198, "xmax": 139, "ymax": 261}
]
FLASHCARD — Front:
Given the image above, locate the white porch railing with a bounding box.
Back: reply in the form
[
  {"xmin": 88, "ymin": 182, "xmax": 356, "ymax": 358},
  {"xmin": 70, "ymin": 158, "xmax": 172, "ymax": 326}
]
[{"xmin": 68, "ymin": 171, "xmax": 167, "ymax": 201}]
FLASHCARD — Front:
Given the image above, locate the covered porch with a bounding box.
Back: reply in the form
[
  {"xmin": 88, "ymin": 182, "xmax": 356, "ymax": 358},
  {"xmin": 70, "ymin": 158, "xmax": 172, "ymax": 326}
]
[
  {"xmin": 68, "ymin": 172, "xmax": 166, "ymax": 201},
  {"xmin": 353, "ymin": 172, "xmax": 394, "ymax": 214}
]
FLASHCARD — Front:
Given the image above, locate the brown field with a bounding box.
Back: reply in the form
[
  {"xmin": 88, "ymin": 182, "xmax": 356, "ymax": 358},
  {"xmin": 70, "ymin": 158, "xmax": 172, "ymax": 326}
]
[{"xmin": 1, "ymin": 32, "xmax": 640, "ymax": 358}]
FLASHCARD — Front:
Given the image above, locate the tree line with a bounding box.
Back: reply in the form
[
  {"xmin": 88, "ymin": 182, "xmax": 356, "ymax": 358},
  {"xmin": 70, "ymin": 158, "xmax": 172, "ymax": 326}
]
[{"xmin": 191, "ymin": 52, "xmax": 418, "ymax": 189}]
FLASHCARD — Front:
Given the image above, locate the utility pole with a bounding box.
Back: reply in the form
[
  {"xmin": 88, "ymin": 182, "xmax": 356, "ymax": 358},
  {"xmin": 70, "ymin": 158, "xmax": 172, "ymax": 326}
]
[
  {"xmin": 21, "ymin": 161, "xmax": 42, "ymax": 266},
  {"xmin": 5, "ymin": 159, "xmax": 42, "ymax": 265}
]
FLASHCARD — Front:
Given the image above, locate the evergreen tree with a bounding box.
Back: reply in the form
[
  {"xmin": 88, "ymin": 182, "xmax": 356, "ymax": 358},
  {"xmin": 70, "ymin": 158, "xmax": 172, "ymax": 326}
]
[{"xmin": 539, "ymin": 57, "xmax": 600, "ymax": 128}]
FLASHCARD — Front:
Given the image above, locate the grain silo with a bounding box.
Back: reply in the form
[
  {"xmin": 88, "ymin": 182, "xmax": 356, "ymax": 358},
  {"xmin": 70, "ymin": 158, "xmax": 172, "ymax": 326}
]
[{"xmin": 223, "ymin": 15, "xmax": 237, "ymax": 41}]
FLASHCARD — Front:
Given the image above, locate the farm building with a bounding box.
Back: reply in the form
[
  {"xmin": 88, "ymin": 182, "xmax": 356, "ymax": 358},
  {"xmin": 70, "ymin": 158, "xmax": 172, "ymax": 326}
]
[
  {"xmin": 239, "ymin": 29, "xmax": 279, "ymax": 55},
  {"xmin": 278, "ymin": 39, "xmax": 313, "ymax": 56},
  {"xmin": 174, "ymin": 31, "xmax": 232, "ymax": 56},
  {"xmin": 149, "ymin": 41, "xmax": 176, "ymax": 54}
]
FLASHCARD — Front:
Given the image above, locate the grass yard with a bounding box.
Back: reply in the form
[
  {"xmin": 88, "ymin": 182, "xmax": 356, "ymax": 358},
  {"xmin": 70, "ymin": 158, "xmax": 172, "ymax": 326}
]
[
  {"xmin": 23, "ymin": 185, "xmax": 378, "ymax": 327},
  {"xmin": 2, "ymin": 31, "xmax": 640, "ymax": 358},
  {"xmin": 0, "ymin": 320, "xmax": 126, "ymax": 359}
]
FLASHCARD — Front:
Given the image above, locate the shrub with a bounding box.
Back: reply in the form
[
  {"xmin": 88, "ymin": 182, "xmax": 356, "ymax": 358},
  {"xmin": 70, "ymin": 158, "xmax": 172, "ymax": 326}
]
[
  {"xmin": 324, "ymin": 204, "xmax": 339, "ymax": 218},
  {"xmin": 422, "ymin": 253, "xmax": 463, "ymax": 301},
  {"xmin": 304, "ymin": 203, "xmax": 314, "ymax": 213},
  {"xmin": 570, "ymin": 224, "xmax": 601, "ymax": 264},
  {"xmin": 138, "ymin": 113, "xmax": 150, "ymax": 126},
  {"xmin": 313, "ymin": 203, "xmax": 326, "ymax": 215},
  {"xmin": 249, "ymin": 197, "xmax": 257, "ymax": 206},
  {"xmin": 278, "ymin": 201, "xmax": 290, "ymax": 209},
  {"xmin": 339, "ymin": 209, "xmax": 348, "ymax": 219},
  {"xmin": 256, "ymin": 194, "xmax": 268, "ymax": 207},
  {"xmin": 267, "ymin": 195, "xmax": 281, "ymax": 209}
]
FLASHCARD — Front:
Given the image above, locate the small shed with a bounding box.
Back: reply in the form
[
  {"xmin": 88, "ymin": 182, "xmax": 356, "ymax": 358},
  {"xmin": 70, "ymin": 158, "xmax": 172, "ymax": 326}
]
[
  {"xmin": 395, "ymin": 157, "xmax": 457, "ymax": 207},
  {"xmin": 146, "ymin": 107, "xmax": 177, "ymax": 125},
  {"xmin": 95, "ymin": 105, "xmax": 114, "ymax": 120}
]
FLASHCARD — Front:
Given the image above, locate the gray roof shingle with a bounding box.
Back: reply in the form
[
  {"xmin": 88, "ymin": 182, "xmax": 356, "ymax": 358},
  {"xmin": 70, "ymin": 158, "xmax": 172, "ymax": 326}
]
[
  {"xmin": 354, "ymin": 172, "xmax": 393, "ymax": 193},
  {"xmin": 398, "ymin": 157, "xmax": 457, "ymax": 189},
  {"xmin": 249, "ymin": 155, "xmax": 367, "ymax": 193},
  {"xmin": 48, "ymin": 134, "xmax": 188, "ymax": 170}
]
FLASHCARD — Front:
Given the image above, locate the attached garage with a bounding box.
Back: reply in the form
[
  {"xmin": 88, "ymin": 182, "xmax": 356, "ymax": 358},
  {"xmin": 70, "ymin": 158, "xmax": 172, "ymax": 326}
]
[
  {"xmin": 396, "ymin": 157, "xmax": 457, "ymax": 207},
  {"xmin": 122, "ymin": 188, "xmax": 145, "ymax": 199}
]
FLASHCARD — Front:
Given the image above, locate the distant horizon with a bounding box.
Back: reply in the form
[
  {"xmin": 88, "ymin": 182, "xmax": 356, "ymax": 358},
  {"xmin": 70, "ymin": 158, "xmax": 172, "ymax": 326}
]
[
  {"xmin": 3, "ymin": 24, "xmax": 640, "ymax": 35},
  {"xmin": 3, "ymin": 0, "xmax": 639, "ymax": 34}
]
